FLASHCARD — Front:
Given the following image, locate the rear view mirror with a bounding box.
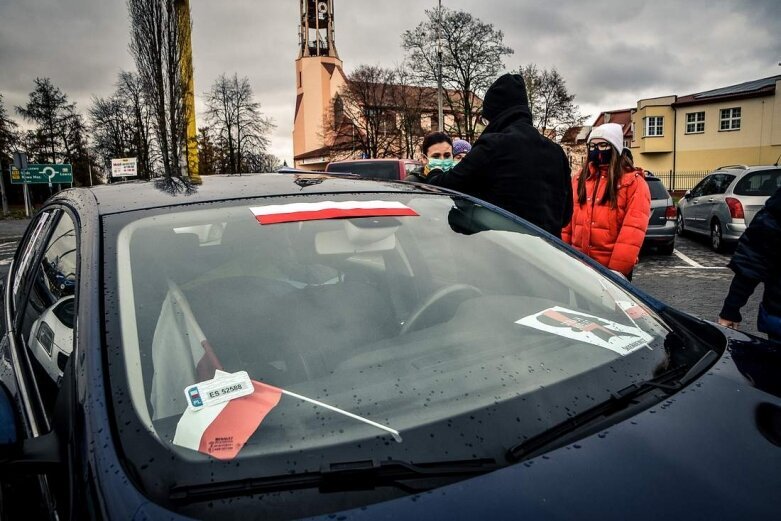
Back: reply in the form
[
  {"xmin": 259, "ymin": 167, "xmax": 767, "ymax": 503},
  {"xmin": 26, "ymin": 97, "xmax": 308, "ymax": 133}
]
[
  {"xmin": 684, "ymin": 190, "xmax": 692, "ymax": 199},
  {"xmin": 315, "ymin": 220, "xmax": 398, "ymax": 255}
]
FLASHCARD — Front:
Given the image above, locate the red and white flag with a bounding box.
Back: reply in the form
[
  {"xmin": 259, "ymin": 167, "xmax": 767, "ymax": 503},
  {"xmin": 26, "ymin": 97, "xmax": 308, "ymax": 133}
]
[
  {"xmin": 249, "ymin": 200, "xmax": 418, "ymax": 225},
  {"xmin": 174, "ymin": 379, "xmax": 283, "ymax": 460}
]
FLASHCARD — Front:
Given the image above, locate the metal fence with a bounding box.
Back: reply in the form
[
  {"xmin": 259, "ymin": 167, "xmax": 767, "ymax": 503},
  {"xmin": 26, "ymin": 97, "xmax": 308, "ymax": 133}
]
[{"xmin": 653, "ymin": 170, "xmax": 710, "ymax": 193}]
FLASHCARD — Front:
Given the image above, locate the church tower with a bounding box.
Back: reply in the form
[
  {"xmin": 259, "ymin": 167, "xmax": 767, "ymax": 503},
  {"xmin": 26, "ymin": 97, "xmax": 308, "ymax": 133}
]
[{"xmin": 293, "ymin": 0, "xmax": 347, "ymax": 170}]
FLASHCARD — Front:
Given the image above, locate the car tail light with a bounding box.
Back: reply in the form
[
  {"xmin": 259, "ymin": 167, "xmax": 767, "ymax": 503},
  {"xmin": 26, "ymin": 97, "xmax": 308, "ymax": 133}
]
[
  {"xmin": 665, "ymin": 206, "xmax": 677, "ymax": 220},
  {"xmin": 725, "ymin": 197, "xmax": 744, "ymax": 219}
]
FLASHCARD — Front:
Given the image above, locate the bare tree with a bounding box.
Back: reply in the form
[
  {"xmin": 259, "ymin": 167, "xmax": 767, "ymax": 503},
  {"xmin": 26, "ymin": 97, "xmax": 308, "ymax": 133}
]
[
  {"xmin": 118, "ymin": 71, "xmax": 154, "ymax": 178},
  {"xmin": 392, "ymin": 64, "xmax": 436, "ymax": 158},
  {"xmin": 402, "ymin": 7, "xmax": 513, "ymax": 142},
  {"xmin": 89, "ymin": 95, "xmax": 134, "ymax": 169},
  {"xmin": 518, "ymin": 64, "xmax": 585, "ymax": 137},
  {"xmin": 89, "ymin": 72, "xmax": 156, "ymax": 179},
  {"xmin": 326, "ymin": 65, "xmax": 401, "ymax": 160},
  {"xmin": 204, "ymin": 73, "xmax": 275, "ymax": 174},
  {"xmin": 128, "ymin": 0, "xmax": 191, "ymax": 178}
]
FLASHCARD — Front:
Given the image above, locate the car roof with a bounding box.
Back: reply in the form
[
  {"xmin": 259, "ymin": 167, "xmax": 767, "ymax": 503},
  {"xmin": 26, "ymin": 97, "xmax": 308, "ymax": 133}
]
[
  {"xmin": 712, "ymin": 165, "xmax": 780, "ymax": 177},
  {"xmin": 61, "ymin": 174, "xmax": 441, "ymax": 216}
]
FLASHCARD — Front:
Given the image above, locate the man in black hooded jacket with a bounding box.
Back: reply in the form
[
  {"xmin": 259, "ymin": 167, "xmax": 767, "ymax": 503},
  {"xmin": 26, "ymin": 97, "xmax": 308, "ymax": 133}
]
[
  {"xmin": 719, "ymin": 186, "xmax": 781, "ymax": 342},
  {"xmin": 424, "ymin": 73, "xmax": 573, "ymax": 238}
]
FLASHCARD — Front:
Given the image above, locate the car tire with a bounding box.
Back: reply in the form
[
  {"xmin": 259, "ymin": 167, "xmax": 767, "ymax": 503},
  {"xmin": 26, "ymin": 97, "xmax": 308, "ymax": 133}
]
[
  {"xmin": 676, "ymin": 211, "xmax": 686, "ymax": 236},
  {"xmin": 711, "ymin": 220, "xmax": 726, "ymax": 253},
  {"xmin": 659, "ymin": 241, "xmax": 675, "ymax": 255}
]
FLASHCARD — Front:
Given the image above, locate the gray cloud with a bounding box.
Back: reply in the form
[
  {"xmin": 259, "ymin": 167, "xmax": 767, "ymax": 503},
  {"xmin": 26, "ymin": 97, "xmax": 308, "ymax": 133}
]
[{"xmin": 1, "ymin": 0, "xmax": 779, "ymax": 163}]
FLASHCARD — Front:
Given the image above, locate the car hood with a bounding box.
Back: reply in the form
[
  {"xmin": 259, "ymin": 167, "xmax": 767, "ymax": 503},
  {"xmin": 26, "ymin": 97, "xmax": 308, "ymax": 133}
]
[{"xmin": 317, "ymin": 327, "xmax": 781, "ymax": 520}]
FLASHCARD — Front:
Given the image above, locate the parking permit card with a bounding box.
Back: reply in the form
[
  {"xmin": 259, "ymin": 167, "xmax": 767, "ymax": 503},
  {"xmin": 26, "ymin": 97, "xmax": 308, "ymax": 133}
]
[
  {"xmin": 516, "ymin": 306, "xmax": 653, "ymax": 356},
  {"xmin": 184, "ymin": 370, "xmax": 254, "ymax": 412}
]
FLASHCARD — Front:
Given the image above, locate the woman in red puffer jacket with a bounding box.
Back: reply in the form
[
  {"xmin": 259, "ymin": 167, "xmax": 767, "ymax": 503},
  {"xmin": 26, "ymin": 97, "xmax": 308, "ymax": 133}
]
[{"xmin": 562, "ymin": 123, "xmax": 651, "ymax": 281}]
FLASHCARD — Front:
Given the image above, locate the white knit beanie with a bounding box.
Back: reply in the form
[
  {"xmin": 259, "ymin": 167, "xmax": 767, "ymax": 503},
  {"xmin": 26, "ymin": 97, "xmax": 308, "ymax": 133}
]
[{"xmin": 588, "ymin": 123, "xmax": 624, "ymax": 153}]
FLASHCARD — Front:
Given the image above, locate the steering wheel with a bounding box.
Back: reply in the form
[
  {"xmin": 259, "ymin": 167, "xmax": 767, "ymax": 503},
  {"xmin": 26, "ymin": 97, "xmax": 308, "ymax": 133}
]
[{"xmin": 400, "ymin": 284, "xmax": 483, "ymax": 335}]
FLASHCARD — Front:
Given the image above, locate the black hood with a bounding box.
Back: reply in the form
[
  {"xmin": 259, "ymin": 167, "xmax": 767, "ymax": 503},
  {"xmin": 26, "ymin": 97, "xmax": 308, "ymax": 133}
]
[
  {"xmin": 481, "ymin": 73, "xmax": 529, "ymax": 121},
  {"xmin": 765, "ymin": 186, "xmax": 781, "ymax": 216}
]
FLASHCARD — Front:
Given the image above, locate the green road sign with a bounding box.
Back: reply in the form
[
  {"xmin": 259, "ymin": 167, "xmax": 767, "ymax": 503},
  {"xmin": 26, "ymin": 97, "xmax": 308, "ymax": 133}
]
[{"xmin": 10, "ymin": 164, "xmax": 73, "ymax": 185}]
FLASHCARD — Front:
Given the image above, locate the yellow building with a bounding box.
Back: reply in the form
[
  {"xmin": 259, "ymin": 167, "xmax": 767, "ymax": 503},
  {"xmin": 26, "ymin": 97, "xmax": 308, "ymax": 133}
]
[{"xmin": 630, "ymin": 75, "xmax": 781, "ymax": 180}]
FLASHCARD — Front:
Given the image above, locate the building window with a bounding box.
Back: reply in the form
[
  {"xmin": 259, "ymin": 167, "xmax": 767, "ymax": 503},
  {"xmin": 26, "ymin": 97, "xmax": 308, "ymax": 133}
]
[
  {"xmin": 685, "ymin": 112, "xmax": 705, "ymax": 134},
  {"xmin": 645, "ymin": 116, "xmax": 663, "ymax": 137},
  {"xmin": 720, "ymin": 107, "xmax": 741, "ymax": 131}
]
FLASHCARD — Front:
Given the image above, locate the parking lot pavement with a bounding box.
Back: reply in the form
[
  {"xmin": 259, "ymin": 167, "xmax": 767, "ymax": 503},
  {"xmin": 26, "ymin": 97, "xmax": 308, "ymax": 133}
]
[
  {"xmin": 0, "ymin": 240, "xmax": 17, "ymax": 281},
  {"xmin": 635, "ymin": 234, "xmax": 763, "ymax": 337},
  {"xmin": 0, "ymin": 233, "xmax": 766, "ymax": 339}
]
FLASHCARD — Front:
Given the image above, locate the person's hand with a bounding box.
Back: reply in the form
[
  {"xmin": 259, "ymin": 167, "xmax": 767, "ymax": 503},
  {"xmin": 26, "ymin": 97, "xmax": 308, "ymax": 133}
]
[
  {"xmin": 610, "ymin": 269, "xmax": 627, "ymax": 280},
  {"xmin": 718, "ymin": 317, "xmax": 740, "ymax": 330}
]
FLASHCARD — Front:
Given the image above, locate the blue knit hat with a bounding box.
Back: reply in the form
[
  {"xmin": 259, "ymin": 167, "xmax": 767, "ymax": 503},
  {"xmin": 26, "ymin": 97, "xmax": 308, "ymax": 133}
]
[{"xmin": 453, "ymin": 139, "xmax": 472, "ymax": 156}]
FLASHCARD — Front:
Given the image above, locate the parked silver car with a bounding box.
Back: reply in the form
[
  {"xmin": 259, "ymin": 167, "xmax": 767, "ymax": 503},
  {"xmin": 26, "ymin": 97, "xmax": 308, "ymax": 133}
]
[
  {"xmin": 643, "ymin": 173, "xmax": 676, "ymax": 255},
  {"xmin": 676, "ymin": 165, "xmax": 781, "ymax": 252}
]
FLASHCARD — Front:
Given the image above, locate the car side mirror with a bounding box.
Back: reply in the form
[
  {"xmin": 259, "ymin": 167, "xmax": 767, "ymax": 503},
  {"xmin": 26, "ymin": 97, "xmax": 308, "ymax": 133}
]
[
  {"xmin": 0, "ymin": 382, "xmax": 60, "ymax": 475},
  {"xmin": 684, "ymin": 190, "xmax": 692, "ymax": 199}
]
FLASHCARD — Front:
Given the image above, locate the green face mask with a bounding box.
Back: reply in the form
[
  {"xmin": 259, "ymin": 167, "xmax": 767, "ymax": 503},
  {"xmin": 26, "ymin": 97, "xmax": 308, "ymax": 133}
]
[{"xmin": 428, "ymin": 158, "xmax": 455, "ymax": 172}]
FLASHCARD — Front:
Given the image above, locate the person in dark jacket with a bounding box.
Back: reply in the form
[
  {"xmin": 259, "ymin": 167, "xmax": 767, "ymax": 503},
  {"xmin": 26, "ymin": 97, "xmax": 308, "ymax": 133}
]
[
  {"xmin": 718, "ymin": 186, "xmax": 781, "ymax": 342},
  {"xmin": 423, "ymin": 73, "xmax": 573, "ymax": 238},
  {"xmin": 405, "ymin": 131, "xmax": 453, "ymax": 183}
]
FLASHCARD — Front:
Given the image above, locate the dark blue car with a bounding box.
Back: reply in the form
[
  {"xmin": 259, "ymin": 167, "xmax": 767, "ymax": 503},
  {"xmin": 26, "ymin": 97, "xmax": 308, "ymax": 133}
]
[{"xmin": 1, "ymin": 174, "xmax": 780, "ymax": 520}]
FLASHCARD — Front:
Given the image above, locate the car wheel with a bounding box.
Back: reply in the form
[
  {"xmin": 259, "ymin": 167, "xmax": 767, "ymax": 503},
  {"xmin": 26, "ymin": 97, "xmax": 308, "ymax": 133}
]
[
  {"xmin": 676, "ymin": 211, "xmax": 685, "ymax": 236},
  {"xmin": 711, "ymin": 220, "xmax": 726, "ymax": 253},
  {"xmin": 659, "ymin": 240, "xmax": 675, "ymax": 255}
]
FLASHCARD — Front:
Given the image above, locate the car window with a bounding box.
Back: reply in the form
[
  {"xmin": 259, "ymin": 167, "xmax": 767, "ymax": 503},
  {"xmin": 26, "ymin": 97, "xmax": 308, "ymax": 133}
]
[
  {"xmin": 689, "ymin": 176, "xmax": 710, "ymax": 197},
  {"xmin": 327, "ymin": 161, "xmax": 399, "ymax": 180},
  {"xmin": 405, "ymin": 162, "xmax": 423, "ymax": 175},
  {"xmin": 646, "ymin": 178, "xmax": 670, "ymax": 200},
  {"xmin": 12, "ymin": 210, "xmax": 57, "ymax": 314},
  {"xmin": 19, "ymin": 212, "xmax": 77, "ymax": 418},
  {"xmin": 697, "ymin": 176, "xmax": 719, "ymax": 196},
  {"xmin": 733, "ymin": 169, "xmax": 781, "ymax": 196},
  {"xmin": 712, "ymin": 174, "xmax": 735, "ymax": 194},
  {"xmin": 106, "ymin": 193, "xmax": 673, "ymax": 496}
]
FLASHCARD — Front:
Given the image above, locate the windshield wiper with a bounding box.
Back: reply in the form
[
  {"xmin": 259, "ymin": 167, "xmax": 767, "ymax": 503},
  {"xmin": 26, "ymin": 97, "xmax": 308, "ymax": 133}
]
[
  {"xmin": 169, "ymin": 458, "xmax": 501, "ymax": 502},
  {"xmin": 507, "ymin": 350, "xmax": 718, "ymax": 462}
]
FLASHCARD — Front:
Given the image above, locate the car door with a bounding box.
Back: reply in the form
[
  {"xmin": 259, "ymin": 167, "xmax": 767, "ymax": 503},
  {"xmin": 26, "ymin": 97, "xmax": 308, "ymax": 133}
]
[
  {"xmin": 4, "ymin": 208, "xmax": 79, "ymax": 519},
  {"xmin": 684, "ymin": 176, "xmax": 715, "ymax": 232},
  {"xmin": 702, "ymin": 173, "xmax": 735, "ymax": 226}
]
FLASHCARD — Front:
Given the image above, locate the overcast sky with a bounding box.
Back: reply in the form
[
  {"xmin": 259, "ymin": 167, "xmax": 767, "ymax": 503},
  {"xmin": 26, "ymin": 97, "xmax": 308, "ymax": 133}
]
[{"xmin": 1, "ymin": 0, "xmax": 779, "ymax": 164}]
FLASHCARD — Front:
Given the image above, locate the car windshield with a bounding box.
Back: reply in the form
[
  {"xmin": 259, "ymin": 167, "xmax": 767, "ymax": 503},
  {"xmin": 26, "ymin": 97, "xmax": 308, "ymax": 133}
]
[
  {"xmin": 734, "ymin": 169, "xmax": 781, "ymax": 196},
  {"xmin": 327, "ymin": 161, "xmax": 399, "ymax": 180},
  {"xmin": 105, "ymin": 192, "xmax": 673, "ymax": 516},
  {"xmin": 646, "ymin": 178, "xmax": 670, "ymax": 200}
]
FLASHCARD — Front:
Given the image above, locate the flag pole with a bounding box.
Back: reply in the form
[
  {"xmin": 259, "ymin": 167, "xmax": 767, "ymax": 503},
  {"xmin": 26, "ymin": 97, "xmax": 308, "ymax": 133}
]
[{"xmin": 279, "ymin": 388, "xmax": 402, "ymax": 443}]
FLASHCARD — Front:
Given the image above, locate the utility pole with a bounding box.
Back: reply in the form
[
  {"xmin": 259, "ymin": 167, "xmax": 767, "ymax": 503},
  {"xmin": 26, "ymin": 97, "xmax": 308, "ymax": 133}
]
[
  {"xmin": 436, "ymin": 0, "xmax": 444, "ymax": 132},
  {"xmin": 175, "ymin": 0, "xmax": 201, "ymax": 184}
]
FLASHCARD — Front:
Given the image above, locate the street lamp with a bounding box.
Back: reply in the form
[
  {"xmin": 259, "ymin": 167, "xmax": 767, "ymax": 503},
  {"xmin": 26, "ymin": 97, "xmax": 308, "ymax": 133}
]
[{"xmin": 436, "ymin": 0, "xmax": 443, "ymax": 132}]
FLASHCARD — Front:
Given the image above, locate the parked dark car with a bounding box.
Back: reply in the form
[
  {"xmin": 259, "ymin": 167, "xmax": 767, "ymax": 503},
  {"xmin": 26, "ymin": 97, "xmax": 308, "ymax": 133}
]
[
  {"xmin": 677, "ymin": 165, "xmax": 781, "ymax": 252},
  {"xmin": 1, "ymin": 174, "xmax": 780, "ymax": 520},
  {"xmin": 325, "ymin": 158, "xmax": 422, "ymax": 180},
  {"xmin": 643, "ymin": 172, "xmax": 676, "ymax": 254}
]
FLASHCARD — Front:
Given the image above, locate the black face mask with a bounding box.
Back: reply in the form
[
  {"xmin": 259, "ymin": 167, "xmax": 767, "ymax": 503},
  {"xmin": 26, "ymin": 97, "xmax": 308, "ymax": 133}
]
[{"xmin": 588, "ymin": 148, "xmax": 612, "ymax": 166}]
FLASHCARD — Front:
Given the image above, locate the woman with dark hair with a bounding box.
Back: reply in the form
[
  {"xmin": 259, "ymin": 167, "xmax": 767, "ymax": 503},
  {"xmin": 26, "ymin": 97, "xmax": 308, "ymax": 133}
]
[
  {"xmin": 562, "ymin": 123, "xmax": 651, "ymax": 281},
  {"xmin": 404, "ymin": 131, "xmax": 453, "ymax": 182}
]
